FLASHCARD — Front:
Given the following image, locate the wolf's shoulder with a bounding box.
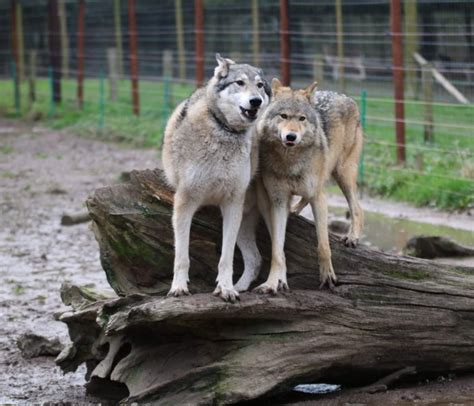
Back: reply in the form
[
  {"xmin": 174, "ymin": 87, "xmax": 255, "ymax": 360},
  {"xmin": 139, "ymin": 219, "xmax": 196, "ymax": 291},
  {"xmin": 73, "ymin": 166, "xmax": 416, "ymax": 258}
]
[
  {"xmin": 174, "ymin": 87, "xmax": 209, "ymax": 125},
  {"xmin": 313, "ymin": 91, "xmax": 358, "ymax": 122},
  {"xmin": 314, "ymin": 91, "xmax": 355, "ymax": 112},
  {"xmin": 183, "ymin": 87, "xmax": 207, "ymax": 112}
]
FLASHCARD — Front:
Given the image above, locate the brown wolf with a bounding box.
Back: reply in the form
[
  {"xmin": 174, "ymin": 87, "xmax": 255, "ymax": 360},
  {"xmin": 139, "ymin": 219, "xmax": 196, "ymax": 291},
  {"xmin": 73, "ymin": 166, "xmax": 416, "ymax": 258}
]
[{"xmin": 235, "ymin": 79, "xmax": 363, "ymax": 293}]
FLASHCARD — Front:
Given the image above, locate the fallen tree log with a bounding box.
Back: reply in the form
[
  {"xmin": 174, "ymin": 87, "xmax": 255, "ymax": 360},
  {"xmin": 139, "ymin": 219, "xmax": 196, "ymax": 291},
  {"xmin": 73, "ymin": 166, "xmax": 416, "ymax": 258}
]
[{"xmin": 56, "ymin": 169, "xmax": 474, "ymax": 404}]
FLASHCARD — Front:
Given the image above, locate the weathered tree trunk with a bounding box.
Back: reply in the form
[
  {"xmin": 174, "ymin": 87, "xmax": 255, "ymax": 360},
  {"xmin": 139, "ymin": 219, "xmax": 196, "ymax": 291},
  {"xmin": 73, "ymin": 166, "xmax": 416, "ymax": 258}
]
[{"xmin": 56, "ymin": 169, "xmax": 474, "ymax": 404}]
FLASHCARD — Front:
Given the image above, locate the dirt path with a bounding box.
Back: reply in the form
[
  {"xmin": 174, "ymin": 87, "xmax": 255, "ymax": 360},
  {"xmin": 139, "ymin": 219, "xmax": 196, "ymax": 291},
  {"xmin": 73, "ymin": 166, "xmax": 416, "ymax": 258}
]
[
  {"xmin": 0, "ymin": 120, "xmax": 472, "ymax": 404},
  {"xmin": 0, "ymin": 121, "xmax": 157, "ymax": 403}
]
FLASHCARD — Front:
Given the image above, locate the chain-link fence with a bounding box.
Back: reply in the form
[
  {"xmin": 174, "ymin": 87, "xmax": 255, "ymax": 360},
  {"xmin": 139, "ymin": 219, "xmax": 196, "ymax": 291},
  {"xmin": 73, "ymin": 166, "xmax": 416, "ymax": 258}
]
[{"xmin": 0, "ymin": 0, "xmax": 473, "ymax": 209}]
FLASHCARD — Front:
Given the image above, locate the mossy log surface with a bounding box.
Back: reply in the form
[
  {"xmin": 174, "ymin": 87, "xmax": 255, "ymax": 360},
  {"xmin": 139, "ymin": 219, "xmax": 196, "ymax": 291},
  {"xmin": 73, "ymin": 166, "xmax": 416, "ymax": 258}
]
[{"xmin": 56, "ymin": 169, "xmax": 474, "ymax": 404}]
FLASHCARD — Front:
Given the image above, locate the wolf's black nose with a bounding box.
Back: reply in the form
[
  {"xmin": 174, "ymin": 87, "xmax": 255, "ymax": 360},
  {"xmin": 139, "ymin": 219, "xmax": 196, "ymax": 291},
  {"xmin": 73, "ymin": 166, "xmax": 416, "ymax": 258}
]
[
  {"xmin": 249, "ymin": 98, "xmax": 262, "ymax": 108},
  {"xmin": 286, "ymin": 133, "xmax": 297, "ymax": 142}
]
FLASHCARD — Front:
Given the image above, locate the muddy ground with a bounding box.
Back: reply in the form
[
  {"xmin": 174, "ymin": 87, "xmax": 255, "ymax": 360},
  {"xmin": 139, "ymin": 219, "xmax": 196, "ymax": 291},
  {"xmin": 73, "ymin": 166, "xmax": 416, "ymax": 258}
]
[{"xmin": 1, "ymin": 120, "xmax": 473, "ymax": 405}]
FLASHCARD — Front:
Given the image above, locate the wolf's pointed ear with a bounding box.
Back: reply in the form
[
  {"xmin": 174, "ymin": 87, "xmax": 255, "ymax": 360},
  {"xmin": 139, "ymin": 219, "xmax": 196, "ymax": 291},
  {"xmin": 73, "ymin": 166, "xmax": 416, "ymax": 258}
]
[
  {"xmin": 303, "ymin": 81, "xmax": 318, "ymax": 100},
  {"xmin": 272, "ymin": 78, "xmax": 283, "ymax": 94},
  {"xmin": 214, "ymin": 53, "xmax": 235, "ymax": 78},
  {"xmin": 259, "ymin": 70, "xmax": 272, "ymax": 98}
]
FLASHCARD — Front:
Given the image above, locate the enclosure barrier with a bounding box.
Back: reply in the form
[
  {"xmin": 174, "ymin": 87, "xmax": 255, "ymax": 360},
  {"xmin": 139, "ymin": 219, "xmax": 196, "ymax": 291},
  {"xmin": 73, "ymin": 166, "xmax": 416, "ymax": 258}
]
[{"xmin": 1, "ymin": 0, "xmax": 472, "ymax": 209}]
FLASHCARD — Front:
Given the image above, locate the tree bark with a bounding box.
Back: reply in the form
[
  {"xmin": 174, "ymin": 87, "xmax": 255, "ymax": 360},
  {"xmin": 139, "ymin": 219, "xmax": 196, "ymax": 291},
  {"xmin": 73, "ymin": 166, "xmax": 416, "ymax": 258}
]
[{"xmin": 56, "ymin": 169, "xmax": 474, "ymax": 404}]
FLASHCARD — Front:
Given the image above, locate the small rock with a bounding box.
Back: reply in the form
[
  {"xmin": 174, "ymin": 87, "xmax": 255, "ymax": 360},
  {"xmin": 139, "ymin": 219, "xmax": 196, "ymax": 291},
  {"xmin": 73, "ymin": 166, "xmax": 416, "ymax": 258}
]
[
  {"xmin": 404, "ymin": 235, "xmax": 474, "ymax": 259},
  {"xmin": 120, "ymin": 171, "xmax": 132, "ymax": 182},
  {"xmin": 401, "ymin": 393, "xmax": 421, "ymax": 401},
  {"xmin": 47, "ymin": 187, "xmax": 68, "ymax": 195},
  {"xmin": 17, "ymin": 332, "xmax": 63, "ymax": 358}
]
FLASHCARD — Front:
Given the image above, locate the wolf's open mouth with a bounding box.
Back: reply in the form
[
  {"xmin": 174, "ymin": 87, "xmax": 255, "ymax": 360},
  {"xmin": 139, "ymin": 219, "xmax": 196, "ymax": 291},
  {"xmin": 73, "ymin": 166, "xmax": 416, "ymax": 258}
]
[
  {"xmin": 285, "ymin": 141, "xmax": 296, "ymax": 147},
  {"xmin": 240, "ymin": 106, "xmax": 259, "ymax": 120}
]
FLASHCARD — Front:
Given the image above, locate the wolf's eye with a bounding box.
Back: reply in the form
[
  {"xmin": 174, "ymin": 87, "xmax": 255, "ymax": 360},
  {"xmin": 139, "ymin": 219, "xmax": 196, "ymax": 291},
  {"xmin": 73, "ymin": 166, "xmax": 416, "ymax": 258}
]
[
  {"xmin": 257, "ymin": 82, "xmax": 264, "ymax": 88},
  {"xmin": 299, "ymin": 116, "xmax": 306, "ymax": 121},
  {"xmin": 236, "ymin": 80, "xmax": 245, "ymax": 86},
  {"xmin": 280, "ymin": 113, "xmax": 288, "ymax": 119}
]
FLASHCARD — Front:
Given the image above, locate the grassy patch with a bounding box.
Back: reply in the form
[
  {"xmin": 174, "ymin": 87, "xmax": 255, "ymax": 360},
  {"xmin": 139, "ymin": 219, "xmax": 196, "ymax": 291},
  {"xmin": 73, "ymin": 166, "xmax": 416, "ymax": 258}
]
[
  {"xmin": 355, "ymin": 97, "xmax": 473, "ymax": 210},
  {"xmin": 0, "ymin": 145, "xmax": 14, "ymax": 154},
  {"xmin": 2, "ymin": 171, "xmax": 16, "ymax": 178},
  {"xmin": 0, "ymin": 78, "xmax": 192, "ymax": 147},
  {"xmin": 0, "ymin": 78, "xmax": 472, "ymax": 209},
  {"xmin": 36, "ymin": 151, "xmax": 48, "ymax": 159}
]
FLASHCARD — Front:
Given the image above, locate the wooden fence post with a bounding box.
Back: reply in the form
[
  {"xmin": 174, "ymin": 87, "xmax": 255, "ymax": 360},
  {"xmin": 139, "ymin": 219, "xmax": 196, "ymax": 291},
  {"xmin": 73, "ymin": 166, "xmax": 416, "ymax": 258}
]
[
  {"xmin": 251, "ymin": 0, "xmax": 260, "ymax": 67},
  {"xmin": 390, "ymin": 0, "xmax": 406, "ymax": 164},
  {"xmin": 114, "ymin": 0, "xmax": 124, "ymax": 79},
  {"xmin": 16, "ymin": 1, "xmax": 24, "ymax": 81},
  {"xmin": 28, "ymin": 50, "xmax": 37, "ymax": 107},
  {"xmin": 404, "ymin": 0, "xmax": 418, "ymax": 98},
  {"xmin": 313, "ymin": 54, "xmax": 324, "ymax": 85},
  {"xmin": 10, "ymin": 0, "xmax": 19, "ymax": 78},
  {"xmin": 11, "ymin": 60, "xmax": 20, "ymax": 115},
  {"xmin": 335, "ymin": 0, "xmax": 345, "ymax": 91},
  {"xmin": 77, "ymin": 0, "xmax": 85, "ymax": 109},
  {"xmin": 58, "ymin": 0, "xmax": 69, "ymax": 79},
  {"xmin": 128, "ymin": 0, "xmax": 140, "ymax": 116},
  {"xmin": 175, "ymin": 0, "xmax": 186, "ymax": 82},
  {"xmin": 421, "ymin": 62, "xmax": 434, "ymax": 143},
  {"xmin": 280, "ymin": 0, "xmax": 290, "ymax": 86},
  {"xmin": 107, "ymin": 48, "xmax": 118, "ymax": 102},
  {"xmin": 10, "ymin": 0, "xmax": 21, "ymax": 113},
  {"xmin": 49, "ymin": 0, "xmax": 62, "ymax": 104},
  {"xmin": 414, "ymin": 51, "xmax": 469, "ymax": 104},
  {"xmin": 195, "ymin": 0, "xmax": 205, "ymax": 87}
]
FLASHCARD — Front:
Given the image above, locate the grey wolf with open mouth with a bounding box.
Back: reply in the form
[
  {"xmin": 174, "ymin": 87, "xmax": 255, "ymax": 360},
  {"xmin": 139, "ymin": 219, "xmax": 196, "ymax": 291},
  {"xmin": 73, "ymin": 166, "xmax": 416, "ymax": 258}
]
[{"xmin": 162, "ymin": 54, "xmax": 271, "ymax": 302}]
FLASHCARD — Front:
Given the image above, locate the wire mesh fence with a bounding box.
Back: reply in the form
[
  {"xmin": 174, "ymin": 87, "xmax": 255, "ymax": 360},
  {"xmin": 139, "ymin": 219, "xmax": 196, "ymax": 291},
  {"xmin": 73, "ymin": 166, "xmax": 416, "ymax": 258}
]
[{"xmin": 0, "ymin": 0, "xmax": 472, "ymax": 209}]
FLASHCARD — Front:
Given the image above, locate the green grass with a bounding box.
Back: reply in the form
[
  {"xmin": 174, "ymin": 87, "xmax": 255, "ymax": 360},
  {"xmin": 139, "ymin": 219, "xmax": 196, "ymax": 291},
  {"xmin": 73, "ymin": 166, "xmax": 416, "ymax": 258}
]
[
  {"xmin": 1, "ymin": 145, "xmax": 14, "ymax": 154},
  {"xmin": 0, "ymin": 78, "xmax": 193, "ymax": 146},
  {"xmin": 357, "ymin": 97, "xmax": 474, "ymax": 209},
  {"xmin": 0, "ymin": 77, "xmax": 473, "ymax": 210}
]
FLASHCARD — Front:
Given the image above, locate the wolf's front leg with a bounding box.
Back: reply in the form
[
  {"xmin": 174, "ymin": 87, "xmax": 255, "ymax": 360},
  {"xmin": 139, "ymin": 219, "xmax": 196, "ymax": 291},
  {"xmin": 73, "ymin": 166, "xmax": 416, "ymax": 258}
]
[
  {"xmin": 254, "ymin": 199, "xmax": 290, "ymax": 294},
  {"xmin": 214, "ymin": 198, "xmax": 245, "ymax": 302},
  {"xmin": 310, "ymin": 190, "xmax": 337, "ymax": 290},
  {"xmin": 168, "ymin": 191, "xmax": 199, "ymax": 297}
]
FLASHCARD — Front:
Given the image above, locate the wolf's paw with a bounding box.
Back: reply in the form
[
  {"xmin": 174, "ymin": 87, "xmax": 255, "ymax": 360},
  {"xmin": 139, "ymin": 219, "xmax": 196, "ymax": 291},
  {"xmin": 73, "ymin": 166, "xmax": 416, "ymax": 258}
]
[
  {"xmin": 278, "ymin": 280, "xmax": 290, "ymax": 292},
  {"xmin": 167, "ymin": 286, "xmax": 190, "ymax": 297},
  {"xmin": 319, "ymin": 265, "xmax": 337, "ymax": 292},
  {"xmin": 341, "ymin": 235, "xmax": 359, "ymax": 248},
  {"xmin": 213, "ymin": 285, "xmax": 240, "ymax": 303},
  {"xmin": 253, "ymin": 282, "xmax": 278, "ymax": 295}
]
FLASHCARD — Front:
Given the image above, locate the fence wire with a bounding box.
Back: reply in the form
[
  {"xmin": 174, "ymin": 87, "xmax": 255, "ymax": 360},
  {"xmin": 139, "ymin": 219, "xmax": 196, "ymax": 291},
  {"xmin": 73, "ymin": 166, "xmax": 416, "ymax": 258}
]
[{"xmin": 0, "ymin": 0, "xmax": 472, "ymax": 209}]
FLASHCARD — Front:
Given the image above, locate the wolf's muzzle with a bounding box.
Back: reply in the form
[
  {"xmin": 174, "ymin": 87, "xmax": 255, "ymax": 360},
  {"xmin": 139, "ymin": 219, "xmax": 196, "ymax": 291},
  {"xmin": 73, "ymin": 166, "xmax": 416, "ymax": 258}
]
[{"xmin": 240, "ymin": 106, "xmax": 259, "ymax": 120}]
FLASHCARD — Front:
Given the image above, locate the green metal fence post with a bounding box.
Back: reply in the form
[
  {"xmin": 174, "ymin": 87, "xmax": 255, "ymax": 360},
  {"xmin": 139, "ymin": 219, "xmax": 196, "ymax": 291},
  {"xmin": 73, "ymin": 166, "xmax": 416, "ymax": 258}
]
[
  {"xmin": 162, "ymin": 75, "xmax": 171, "ymax": 133},
  {"xmin": 358, "ymin": 89, "xmax": 367, "ymax": 198},
  {"xmin": 48, "ymin": 66, "xmax": 55, "ymax": 117},
  {"xmin": 99, "ymin": 69, "xmax": 105, "ymax": 131},
  {"xmin": 11, "ymin": 59, "xmax": 20, "ymax": 115}
]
